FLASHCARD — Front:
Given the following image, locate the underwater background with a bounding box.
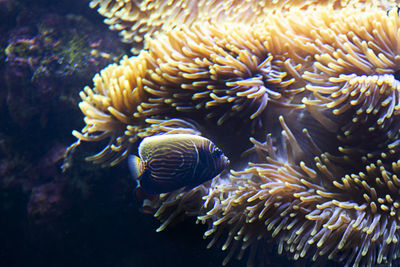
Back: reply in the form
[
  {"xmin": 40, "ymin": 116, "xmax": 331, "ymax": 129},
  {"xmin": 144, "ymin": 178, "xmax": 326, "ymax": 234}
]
[{"xmin": 0, "ymin": 0, "xmax": 246, "ymax": 266}]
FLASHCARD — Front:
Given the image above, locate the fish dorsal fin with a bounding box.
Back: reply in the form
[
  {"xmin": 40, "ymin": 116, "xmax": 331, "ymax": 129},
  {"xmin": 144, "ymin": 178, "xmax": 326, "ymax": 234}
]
[{"xmin": 128, "ymin": 155, "xmax": 146, "ymax": 180}]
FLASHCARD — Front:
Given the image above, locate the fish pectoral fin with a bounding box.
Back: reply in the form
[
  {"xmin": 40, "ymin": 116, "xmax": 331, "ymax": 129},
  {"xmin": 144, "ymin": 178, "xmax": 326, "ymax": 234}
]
[
  {"xmin": 128, "ymin": 155, "xmax": 145, "ymax": 180},
  {"xmin": 139, "ymin": 169, "xmax": 172, "ymax": 194}
]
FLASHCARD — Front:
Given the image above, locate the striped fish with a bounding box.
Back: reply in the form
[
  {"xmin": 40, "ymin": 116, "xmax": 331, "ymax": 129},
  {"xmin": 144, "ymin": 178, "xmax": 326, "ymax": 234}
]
[{"xmin": 128, "ymin": 134, "xmax": 229, "ymax": 194}]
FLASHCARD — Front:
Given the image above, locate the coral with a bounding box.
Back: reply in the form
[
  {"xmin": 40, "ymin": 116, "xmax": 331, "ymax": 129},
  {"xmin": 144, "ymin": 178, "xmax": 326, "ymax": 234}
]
[
  {"xmin": 3, "ymin": 12, "xmax": 126, "ymax": 127},
  {"xmin": 69, "ymin": 0, "xmax": 400, "ymax": 266},
  {"xmin": 28, "ymin": 180, "xmax": 70, "ymax": 229}
]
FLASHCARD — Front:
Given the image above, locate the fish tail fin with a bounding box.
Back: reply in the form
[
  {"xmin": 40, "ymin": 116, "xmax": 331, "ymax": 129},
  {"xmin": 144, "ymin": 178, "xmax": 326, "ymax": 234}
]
[{"xmin": 128, "ymin": 155, "xmax": 145, "ymax": 180}]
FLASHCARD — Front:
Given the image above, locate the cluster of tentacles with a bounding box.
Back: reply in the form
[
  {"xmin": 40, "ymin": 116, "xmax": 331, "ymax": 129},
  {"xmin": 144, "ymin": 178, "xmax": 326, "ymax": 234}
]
[{"xmin": 67, "ymin": 0, "xmax": 400, "ymax": 266}]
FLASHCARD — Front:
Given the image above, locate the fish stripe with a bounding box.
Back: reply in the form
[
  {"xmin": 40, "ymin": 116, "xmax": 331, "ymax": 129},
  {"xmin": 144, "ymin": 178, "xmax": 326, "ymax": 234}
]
[
  {"xmin": 134, "ymin": 133, "xmax": 229, "ymax": 193},
  {"xmin": 147, "ymin": 138, "xmax": 198, "ymax": 184}
]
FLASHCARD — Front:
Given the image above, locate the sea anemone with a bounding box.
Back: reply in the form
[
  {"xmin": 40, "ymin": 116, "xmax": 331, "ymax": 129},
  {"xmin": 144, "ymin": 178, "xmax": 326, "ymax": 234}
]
[
  {"xmin": 89, "ymin": 0, "xmax": 268, "ymax": 53},
  {"xmin": 68, "ymin": 21, "xmax": 305, "ymax": 166},
  {"xmin": 89, "ymin": 0, "xmax": 397, "ymax": 52},
  {"xmin": 197, "ymin": 118, "xmax": 400, "ymax": 267},
  {"xmin": 68, "ymin": 0, "xmax": 400, "ymax": 266}
]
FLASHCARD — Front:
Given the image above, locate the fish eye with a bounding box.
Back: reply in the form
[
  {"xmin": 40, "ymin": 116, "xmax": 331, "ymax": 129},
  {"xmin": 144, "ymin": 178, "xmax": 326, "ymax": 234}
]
[{"xmin": 213, "ymin": 148, "xmax": 223, "ymax": 157}]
